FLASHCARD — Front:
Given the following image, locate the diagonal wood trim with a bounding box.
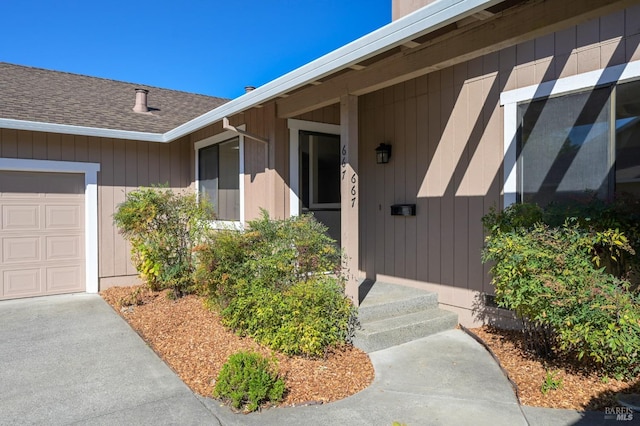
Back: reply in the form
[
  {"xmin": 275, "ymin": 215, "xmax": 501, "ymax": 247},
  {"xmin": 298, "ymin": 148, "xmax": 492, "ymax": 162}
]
[{"xmin": 277, "ymin": 0, "xmax": 634, "ymax": 118}]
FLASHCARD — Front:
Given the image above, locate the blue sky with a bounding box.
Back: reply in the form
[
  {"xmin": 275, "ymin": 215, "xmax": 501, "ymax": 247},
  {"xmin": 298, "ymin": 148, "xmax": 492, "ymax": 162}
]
[{"xmin": 1, "ymin": 1, "xmax": 390, "ymax": 99}]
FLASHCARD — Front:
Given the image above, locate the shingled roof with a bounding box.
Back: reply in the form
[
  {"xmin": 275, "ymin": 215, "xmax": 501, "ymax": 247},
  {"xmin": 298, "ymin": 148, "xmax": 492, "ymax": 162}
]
[{"xmin": 0, "ymin": 62, "xmax": 229, "ymax": 134}]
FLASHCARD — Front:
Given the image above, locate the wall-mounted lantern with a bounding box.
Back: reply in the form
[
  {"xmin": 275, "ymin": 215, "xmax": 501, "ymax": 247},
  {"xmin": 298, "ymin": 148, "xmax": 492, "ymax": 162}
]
[{"xmin": 375, "ymin": 143, "xmax": 392, "ymax": 164}]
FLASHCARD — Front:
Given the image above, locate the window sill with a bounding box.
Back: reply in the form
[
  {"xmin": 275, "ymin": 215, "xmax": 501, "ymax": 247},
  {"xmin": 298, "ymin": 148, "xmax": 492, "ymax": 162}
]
[{"xmin": 207, "ymin": 220, "xmax": 244, "ymax": 231}]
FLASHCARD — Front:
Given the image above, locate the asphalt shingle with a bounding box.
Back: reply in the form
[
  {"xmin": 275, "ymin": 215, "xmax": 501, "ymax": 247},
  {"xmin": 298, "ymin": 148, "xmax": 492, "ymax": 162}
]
[{"xmin": 0, "ymin": 62, "xmax": 229, "ymax": 134}]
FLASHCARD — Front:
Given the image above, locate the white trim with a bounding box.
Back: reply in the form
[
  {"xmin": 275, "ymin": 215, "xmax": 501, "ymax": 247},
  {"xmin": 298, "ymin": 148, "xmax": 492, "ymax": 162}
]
[
  {"xmin": 500, "ymin": 61, "xmax": 640, "ymax": 106},
  {"xmin": 289, "ymin": 127, "xmax": 300, "ymax": 217},
  {"xmin": 287, "ymin": 120, "xmax": 341, "ymax": 217},
  {"xmin": 287, "ymin": 119, "xmax": 341, "ymax": 135},
  {"xmin": 0, "ymin": 158, "xmax": 100, "ymax": 294},
  {"xmin": 2, "ymin": 0, "xmax": 500, "ymax": 144},
  {"xmin": 503, "ymin": 102, "xmax": 518, "ymax": 207},
  {"xmin": 194, "ymin": 127, "xmax": 245, "ymax": 225},
  {"xmin": 0, "ymin": 118, "xmax": 163, "ymax": 142},
  {"xmin": 501, "ymin": 60, "xmax": 640, "ymax": 208}
]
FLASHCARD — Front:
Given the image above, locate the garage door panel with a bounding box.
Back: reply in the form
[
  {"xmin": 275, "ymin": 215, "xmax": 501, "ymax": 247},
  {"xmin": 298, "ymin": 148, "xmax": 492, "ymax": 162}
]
[
  {"xmin": 45, "ymin": 205, "xmax": 83, "ymax": 230},
  {"xmin": 2, "ymin": 237, "xmax": 41, "ymax": 263},
  {"xmin": 0, "ymin": 170, "xmax": 85, "ymax": 300},
  {"xmin": 46, "ymin": 266, "xmax": 83, "ymax": 292},
  {"xmin": 3, "ymin": 269, "xmax": 41, "ymax": 298},
  {"xmin": 46, "ymin": 235, "xmax": 82, "ymax": 260},
  {"xmin": 2, "ymin": 205, "xmax": 40, "ymax": 230}
]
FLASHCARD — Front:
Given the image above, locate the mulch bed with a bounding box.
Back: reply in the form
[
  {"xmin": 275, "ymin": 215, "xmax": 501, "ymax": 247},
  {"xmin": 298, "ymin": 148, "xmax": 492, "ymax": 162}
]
[
  {"xmin": 101, "ymin": 285, "xmax": 640, "ymax": 412},
  {"xmin": 100, "ymin": 286, "xmax": 374, "ymax": 407},
  {"xmin": 468, "ymin": 326, "xmax": 640, "ymax": 411}
]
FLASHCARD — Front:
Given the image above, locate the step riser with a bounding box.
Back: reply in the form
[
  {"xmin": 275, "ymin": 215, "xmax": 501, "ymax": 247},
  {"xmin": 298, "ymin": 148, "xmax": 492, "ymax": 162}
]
[
  {"xmin": 354, "ymin": 281, "xmax": 458, "ymax": 353},
  {"xmin": 354, "ymin": 312, "xmax": 458, "ymax": 353},
  {"xmin": 357, "ymin": 293, "xmax": 438, "ymax": 323}
]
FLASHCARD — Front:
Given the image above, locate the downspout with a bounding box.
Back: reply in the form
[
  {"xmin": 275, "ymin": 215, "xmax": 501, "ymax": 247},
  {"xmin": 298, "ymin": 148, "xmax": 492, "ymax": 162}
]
[{"xmin": 222, "ymin": 116, "xmax": 270, "ymax": 179}]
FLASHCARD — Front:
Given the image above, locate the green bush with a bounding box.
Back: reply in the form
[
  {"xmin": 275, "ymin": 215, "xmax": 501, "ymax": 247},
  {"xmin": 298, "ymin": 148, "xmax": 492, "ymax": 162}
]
[
  {"xmin": 483, "ymin": 195, "xmax": 640, "ymax": 281},
  {"xmin": 195, "ymin": 211, "xmax": 356, "ymax": 357},
  {"xmin": 221, "ymin": 276, "xmax": 356, "ymax": 356},
  {"xmin": 213, "ymin": 351, "xmax": 285, "ymax": 412},
  {"xmin": 113, "ymin": 186, "xmax": 214, "ymax": 296},
  {"xmin": 483, "ymin": 209, "xmax": 640, "ymax": 378}
]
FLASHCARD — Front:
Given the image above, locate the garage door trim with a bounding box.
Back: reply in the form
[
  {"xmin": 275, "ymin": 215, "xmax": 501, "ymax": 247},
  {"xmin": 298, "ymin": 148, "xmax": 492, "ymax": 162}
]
[{"xmin": 0, "ymin": 158, "xmax": 100, "ymax": 294}]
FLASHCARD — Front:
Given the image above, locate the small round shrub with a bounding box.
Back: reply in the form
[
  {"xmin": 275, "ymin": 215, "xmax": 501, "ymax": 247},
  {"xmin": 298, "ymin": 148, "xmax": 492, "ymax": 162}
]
[{"xmin": 213, "ymin": 351, "xmax": 285, "ymax": 412}]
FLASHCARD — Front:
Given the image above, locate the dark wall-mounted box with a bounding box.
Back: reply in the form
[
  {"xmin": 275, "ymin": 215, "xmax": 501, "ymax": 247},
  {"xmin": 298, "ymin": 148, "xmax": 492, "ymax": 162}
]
[{"xmin": 390, "ymin": 204, "xmax": 416, "ymax": 216}]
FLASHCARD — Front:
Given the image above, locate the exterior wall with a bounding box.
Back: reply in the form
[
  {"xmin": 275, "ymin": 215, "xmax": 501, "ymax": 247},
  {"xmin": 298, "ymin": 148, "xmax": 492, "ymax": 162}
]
[
  {"xmin": 0, "ymin": 129, "xmax": 192, "ymax": 289},
  {"xmin": 358, "ymin": 6, "xmax": 640, "ymax": 325},
  {"xmin": 392, "ymin": 0, "xmax": 437, "ymax": 21}
]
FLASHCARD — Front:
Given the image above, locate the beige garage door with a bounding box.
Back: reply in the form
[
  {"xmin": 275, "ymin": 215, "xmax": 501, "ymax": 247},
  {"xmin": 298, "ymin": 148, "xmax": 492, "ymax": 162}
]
[{"xmin": 0, "ymin": 171, "xmax": 85, "ymax": 300}]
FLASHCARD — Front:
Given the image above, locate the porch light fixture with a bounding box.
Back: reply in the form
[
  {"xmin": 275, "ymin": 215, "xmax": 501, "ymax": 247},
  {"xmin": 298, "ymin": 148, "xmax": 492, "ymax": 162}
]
[{"xmin": 375, "ymin": 143, "xmax": 392, "ymax": 164}]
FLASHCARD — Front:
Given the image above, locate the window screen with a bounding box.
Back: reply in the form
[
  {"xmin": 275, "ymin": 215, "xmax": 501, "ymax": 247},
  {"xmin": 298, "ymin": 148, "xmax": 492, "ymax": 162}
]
[
  {"xmin": 517, "ymin": 87, "xmax": 612, "ymax": 206},
  {"xmin": 198, "ymin": 137, "xmax": 240, "ymax": 220}
]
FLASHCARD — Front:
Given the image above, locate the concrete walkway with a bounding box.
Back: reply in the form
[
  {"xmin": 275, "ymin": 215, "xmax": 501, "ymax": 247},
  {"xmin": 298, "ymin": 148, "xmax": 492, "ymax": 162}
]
[{"xmin": 0, "ymin": 294, "xmax": 625, "ymax": 425}]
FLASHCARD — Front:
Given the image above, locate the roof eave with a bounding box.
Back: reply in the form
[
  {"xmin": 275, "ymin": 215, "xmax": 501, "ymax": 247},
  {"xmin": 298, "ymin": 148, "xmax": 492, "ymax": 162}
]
[
  {"xmin": 0, "ymin": 118, "xmax": 164, "ymax": 142},
  {"xmin": 164, "ymin": 0, "xmax": 504, "ymax": 141}
]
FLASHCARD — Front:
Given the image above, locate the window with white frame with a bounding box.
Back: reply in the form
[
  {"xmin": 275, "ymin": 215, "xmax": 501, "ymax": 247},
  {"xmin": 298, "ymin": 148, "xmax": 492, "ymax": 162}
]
[
  {"xmin": 195, "ymin": 133, "xmax": 243, "ymax": 222},
  {"xmin": 502, "ymin": 61, "xmax": 640, "ymax": 207}
]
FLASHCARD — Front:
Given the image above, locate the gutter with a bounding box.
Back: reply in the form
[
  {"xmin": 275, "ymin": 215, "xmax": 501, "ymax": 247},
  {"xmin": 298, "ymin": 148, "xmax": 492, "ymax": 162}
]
[
  {"xmin": 0, "ymin": 118, "xmax": 164, "ymax": 142},
  {"xmin": 164, "ymin": 0, "xmax": 503, "ymax": 142},
  {"xmin": 0, "ymin": 0, "xmax": 502, "ymax": 143}
]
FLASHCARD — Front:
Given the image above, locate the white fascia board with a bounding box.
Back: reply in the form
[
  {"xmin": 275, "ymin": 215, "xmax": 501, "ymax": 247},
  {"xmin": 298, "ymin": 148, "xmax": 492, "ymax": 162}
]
[
  {"xmin": 164, "ymin": 0, "xmax": 503, "ymax": 142},
  {"xmin": 0, "ymin": 118, "xmax": 164, "ymax": 142}
]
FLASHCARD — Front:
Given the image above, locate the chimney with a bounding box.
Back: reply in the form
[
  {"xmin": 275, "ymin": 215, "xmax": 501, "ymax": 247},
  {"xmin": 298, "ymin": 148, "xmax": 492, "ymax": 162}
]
[
  {"xmin": 133, "ymin": 88, "xmax": 149, "ymax": 113},
  {"xmin": 244, "ymin": 86, "xmax": 256, "ymax": 93}
]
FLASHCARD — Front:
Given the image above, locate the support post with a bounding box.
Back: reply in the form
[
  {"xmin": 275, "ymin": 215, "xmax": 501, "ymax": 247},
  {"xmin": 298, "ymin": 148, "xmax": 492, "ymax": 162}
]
[{"xmin": 340, "ymin": 94, "xmax": 360, "ymax": 305}]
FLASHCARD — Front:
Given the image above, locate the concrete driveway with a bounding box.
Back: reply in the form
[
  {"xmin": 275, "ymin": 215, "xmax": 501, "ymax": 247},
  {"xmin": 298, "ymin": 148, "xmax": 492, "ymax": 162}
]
[{"xmin": 0, "ymin": 294, "xmax": 221, "ymax": 426}]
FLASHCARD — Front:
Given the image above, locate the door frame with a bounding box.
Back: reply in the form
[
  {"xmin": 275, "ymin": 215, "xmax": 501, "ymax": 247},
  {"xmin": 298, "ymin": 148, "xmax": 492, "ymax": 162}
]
[{"xmin": 287, "ymin": 119, "xmax": 340, "ymax": 217}]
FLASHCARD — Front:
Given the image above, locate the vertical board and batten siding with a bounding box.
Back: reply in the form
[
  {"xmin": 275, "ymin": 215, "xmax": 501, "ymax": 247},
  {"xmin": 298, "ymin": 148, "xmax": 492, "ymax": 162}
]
[
  {"xmin": 358, "ymin": 6, "xmax": 640, "ymax": 322},
  {"xmin": 0, "ymin": 129, "xmax": 192, "ymax": 288}
]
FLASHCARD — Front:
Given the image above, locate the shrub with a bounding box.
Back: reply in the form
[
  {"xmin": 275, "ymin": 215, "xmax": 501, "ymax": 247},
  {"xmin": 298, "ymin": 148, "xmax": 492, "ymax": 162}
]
[
  {"xmin": 194, "ymin": 211, "xmax": 356, "ymax": 357},
  {"xmin": 483, "ymin": 195, "xmax": 640, "ymax": 282},
  {"xmin": 113, "ymin": 186, "xmax": 214, "ymax": 296},
  {"xmin": 221, "ymin": 276, "xmax": 356, "ymax": 356},
  {"xmin": 213, "ymin": 351, "xmax": 285, "ymax": 412},
  {"xmin": 483, "ymin": 212, "xmax": 640, "ymax": 378}
]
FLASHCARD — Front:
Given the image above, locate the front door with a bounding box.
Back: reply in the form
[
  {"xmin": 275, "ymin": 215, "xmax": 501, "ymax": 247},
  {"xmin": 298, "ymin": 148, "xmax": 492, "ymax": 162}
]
[{"xmin": 299, "ymin": 130, "xmax": 341, "ymax": 245}]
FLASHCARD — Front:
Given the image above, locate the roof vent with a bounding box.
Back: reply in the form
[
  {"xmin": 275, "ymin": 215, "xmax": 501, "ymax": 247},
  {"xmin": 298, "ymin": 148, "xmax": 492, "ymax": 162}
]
[
  {"xmin": 244, "ymin": 86, "xmax": 256, "ymax": 93},
  {"xmin": 133, "ymin": 88, "xmax": 149, "ymax": 113}
]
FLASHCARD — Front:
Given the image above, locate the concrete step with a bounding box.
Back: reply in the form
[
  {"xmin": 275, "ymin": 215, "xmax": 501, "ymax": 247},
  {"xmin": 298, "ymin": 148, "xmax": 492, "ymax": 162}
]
[
  {"xmin": 353, "ymin": 281, "xmax": 458, "ymax": 353},
  {"xmin": 357, "ymin": 281, "xmax": 439, "ymax": 323},
  {"xmin": 353, "ymin": 308, "xmax": 459, "ymax": 353}
]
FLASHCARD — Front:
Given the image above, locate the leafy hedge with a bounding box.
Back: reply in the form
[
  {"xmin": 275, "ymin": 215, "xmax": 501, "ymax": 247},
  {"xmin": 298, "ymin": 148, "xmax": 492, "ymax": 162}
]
[
  {"xmin": 483, "ymin": 194, "xmax": 640, "ymax": 283},
  {"xmin": 195, "ymin": 211, "xmax": 356, "ymax": 357},
  {"xmin": 113, "ymin": 186, "xmax": 214, "ymax": 296},
  {"xmin": 482, "ymin": 199, "xmax": 640, "ymax": 378}
]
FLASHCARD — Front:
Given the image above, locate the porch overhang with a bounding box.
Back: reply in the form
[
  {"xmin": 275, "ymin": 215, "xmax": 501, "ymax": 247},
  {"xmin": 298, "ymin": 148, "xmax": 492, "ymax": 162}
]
[{"xmin": 276, "ymin": 0, "xmax": 636, "ymax": 118}]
